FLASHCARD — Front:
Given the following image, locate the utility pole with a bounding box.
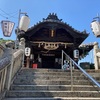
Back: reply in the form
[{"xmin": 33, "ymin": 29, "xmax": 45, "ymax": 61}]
[
  {"xmin": 15, "ymin": 9, "xmax": 27, "ymax": 50},
  {"xmin": 15, "ymin": 9, "xmax": 30, "ymax": 68}
]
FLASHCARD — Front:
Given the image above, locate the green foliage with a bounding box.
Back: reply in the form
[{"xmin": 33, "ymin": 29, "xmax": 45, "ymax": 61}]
[{"xmin": 0, "ymin": 38, "xmax": 14, "ymax": 44}]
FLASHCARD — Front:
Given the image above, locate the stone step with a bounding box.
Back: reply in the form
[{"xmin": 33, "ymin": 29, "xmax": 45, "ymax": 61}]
[
  {"xmin": 13, "ymin": 80, "xmax": 93, "ymax": 85},
  {"xmin": 18, "ymin": 69, "xmax": 100, "ymax": 80},
  {"xmin": 18, "ymin": 72, "xmax": 100, "ymax": 80},
  {"xmin": 20, "ymin": 68, "xmax": 100, "ymax": 73},
  {"xmin": 15, "ymin": 75, "xmax": 100, "ymax": 81},
  {"xmin": 18, "ymin": 68, "xmax": 85, "ymax": 75},
  {"xmin": 16, "ymin": 75, "xmax": 88, "ymax": 81},
  {"xmin": 18, "ymin": 71, "xmax": 84, "ymax": 76},
  {"xmin": 10, "ymin": 85, "xmax": 98, "ymax": 91},
  {"xmin": 3, "ymin": 97, "xmax": 100, "ymax": 100},
  {"xmin": 5, "ymin": 91, "xmax": 100, "ymax": 98},
  {"xmin": 85, "ymin": 69, "xmax": 100, "ymax": 73},
  {"xmin": 20, "ymin": 68, "xmax": 72, "ymax": 72},
  {"xmin": 16, "ymin": 74, "xmax": 85, "ymax": 79},
  {"xmin": 89, "ymin": 73, "xmax": 100, "ymax": 78},
  {"xmin": 3, "ymin": 69, "xmax": 100, "ymax": 100}
]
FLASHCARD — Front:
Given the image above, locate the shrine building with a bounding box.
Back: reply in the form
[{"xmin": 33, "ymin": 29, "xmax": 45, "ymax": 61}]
[{"xmin": 18, "ymin": 13, "xmax": 93, "ymax": 69}]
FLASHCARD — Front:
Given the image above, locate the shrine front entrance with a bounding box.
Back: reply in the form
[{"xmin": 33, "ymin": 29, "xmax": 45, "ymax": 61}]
[{"xmin": 42, "ymin": 56, "xmax": 55, "ymax": 69}]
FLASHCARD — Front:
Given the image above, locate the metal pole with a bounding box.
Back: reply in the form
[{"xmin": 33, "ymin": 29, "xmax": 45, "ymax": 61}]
[
  {"xmin": 70, "ymin": 60, "xmax": 73, "ymax": 91},
  {"xmin": 61, "ymin": 50, "xmax": 63, "ymax": 69},
  {"xmin": 15, "ymin": 9, "xmax": 27, "ymax": 50},
  {"xmin": 15, "ymin": 9, "xmax": 21, "ymax": 50},
  {"xmin": 15, "ymin": 9, "xmax": 28, "ymax": 67},
  {"xmin": 97, "ymin": 13, "xmax": 100, "ymax": 23},
  {"xmin": 18, "ymin": 9, "xmax": 21, "ymax": 29}
]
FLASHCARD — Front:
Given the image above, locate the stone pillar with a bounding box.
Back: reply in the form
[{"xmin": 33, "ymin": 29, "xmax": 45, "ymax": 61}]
[
  {"xmin": 30, "ymin": 54, "xmax": 34, "ymax": 68},
  {"xmin": 93, "ymin": 42, "xmax": 99, "ymax": 70},
  {"xmin": 98, "ymin": 58, "xmax": 100, "ymax": 69},
  {"xmin": 26, "ymin": 56, "xmax": 30, "ymax": 68},
  {"xmin": 19, "ymin": 38, "xmax": 25, "ymax": 67},
  {"xmin": 19, "ymin": 38, "xmax": 25, "ymax": 50}
]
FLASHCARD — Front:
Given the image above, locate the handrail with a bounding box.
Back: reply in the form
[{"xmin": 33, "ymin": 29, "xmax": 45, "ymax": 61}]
[
  {"xmin": 0, "ymin": 49, "xmax": 24, "ymax": 100},
  {"xmin": 0, "ymin": 57, "xmax": 11, "ymax": 100},
  {"xmin": 62, "ymin": 50, "xmax": 100, "ymax": 90},
  {"xmin": 7, "ymin": 49, "xmax": 24, "ymax": 90},
  {"xmin": 0, "ymin": 57, "xmax": 10, "ymax": 71}
]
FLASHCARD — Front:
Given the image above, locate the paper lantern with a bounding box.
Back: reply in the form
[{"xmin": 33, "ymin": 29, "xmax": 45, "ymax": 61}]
[
  {"xmin": 73, "ymin": 49, "xmax": 79, "ymax": 58},
  {"xmin": 1, "ymin": 20, "xmax": 15, "ymax": 37},
  {"xmin": 19, "ymin": 15, "xmax": 30, "ymax": 32},
  {"xmin": 91, "ymin": 21, "xmax": 100, "ymax": 37}
]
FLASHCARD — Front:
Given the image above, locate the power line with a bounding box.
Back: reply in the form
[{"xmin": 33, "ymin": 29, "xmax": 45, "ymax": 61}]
[
  {"xmin": 8, "ymin": 12, "xmax": 18, "ymax": 19},
  {"xmin": 0, "ymin": 13, "xmax": 8, "ymax": 19},
  {"xmin": 0, "ymin": 8, "xmax": 12, "ymax": 17},
  {"xmin": 0, "ymin": 8, "xmax": 18, "ymax": 19}
]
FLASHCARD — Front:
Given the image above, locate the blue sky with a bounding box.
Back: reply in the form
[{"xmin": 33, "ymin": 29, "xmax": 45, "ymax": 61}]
[{"xmin": 0, "ymin": 0, "xmax": 100, "ymax": 63}]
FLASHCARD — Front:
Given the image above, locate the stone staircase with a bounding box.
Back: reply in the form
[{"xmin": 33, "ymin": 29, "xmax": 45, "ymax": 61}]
[{"xmin": 3, "ymin": 68, "xmax": 100, "ymax": 100}]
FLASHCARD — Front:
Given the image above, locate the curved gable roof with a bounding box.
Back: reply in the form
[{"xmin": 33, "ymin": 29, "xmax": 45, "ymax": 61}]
[{"xmin": 23, "ymin": 13, "xmax": 89, "ymax": 45}]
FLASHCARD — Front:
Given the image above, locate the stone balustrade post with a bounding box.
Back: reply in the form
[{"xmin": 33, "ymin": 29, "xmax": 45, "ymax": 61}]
[
  {"xmin": 93, "ymin": 42, "xmax": 99, "ymax": 70},
  {"xmin": 19, "ymin": 38, "xmax": 25, "ymax": 67}
]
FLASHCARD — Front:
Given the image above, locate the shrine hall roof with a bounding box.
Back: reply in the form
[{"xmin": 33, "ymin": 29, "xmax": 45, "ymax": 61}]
[{"xmin": 27, "ymin": 13, "xmax": 89, "ymax": 36}]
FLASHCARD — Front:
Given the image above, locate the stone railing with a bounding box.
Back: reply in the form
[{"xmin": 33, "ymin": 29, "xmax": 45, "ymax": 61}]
[
  {"xmin": 0, "ymin": 49, "xmax": 24, "ymax": 99},
  {"xmin": 93, "ymin": 42, "xmax": 100, "ymax": 70},
  {"xmin": 0, "ymin": 44, "xmax": 4, "ymax": 58}
]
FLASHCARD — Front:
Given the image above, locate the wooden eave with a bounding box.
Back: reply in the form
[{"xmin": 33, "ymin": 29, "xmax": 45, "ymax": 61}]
[
  {"xmin": 24, "ymin": 13, "xmax": 89, "ymax": 46},
  {"xmin": 78, "ymin": 43, "xmax": 94, "ymax": 57},
  {"xmin": 26, "ymin": 20, "xmax": 88, "ymax": 37}
]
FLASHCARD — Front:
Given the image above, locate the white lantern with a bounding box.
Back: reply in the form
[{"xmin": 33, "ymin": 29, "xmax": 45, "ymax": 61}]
[
  {"xmin": 19, "ymin": 15, "xmax": 30, "ymax": 32},
  {"xmin": 91, "ymin": 21, "xmax": 100, "ymax": 37},
  {"xmin": 25, "ymin": 47, "xmax": 31, "ymax": 56},
  {"xmin": 73, "ymin": 49, "xmax": 79, "ymax": 58}
]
